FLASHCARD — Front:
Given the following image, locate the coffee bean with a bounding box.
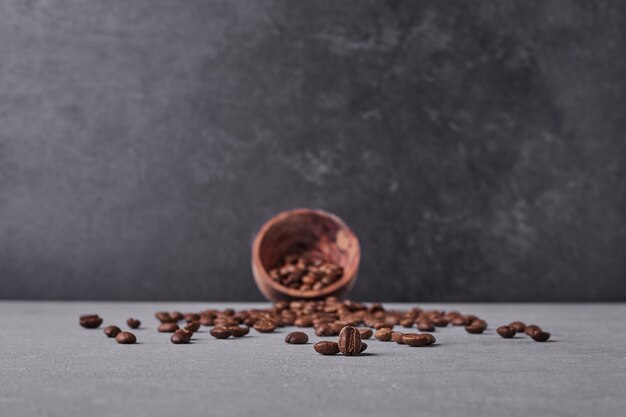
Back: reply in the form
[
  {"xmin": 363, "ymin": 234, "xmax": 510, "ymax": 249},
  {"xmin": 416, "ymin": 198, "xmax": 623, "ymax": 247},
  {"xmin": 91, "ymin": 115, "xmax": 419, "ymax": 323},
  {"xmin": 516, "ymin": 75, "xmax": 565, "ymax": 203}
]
[
  {"xmin": 228, "ymin": 326, "xmax": 249, "ymax": 337},
  {"xmin": 338, "ymin": 326, "xmax": 362, "ymax": 356},
  {"xmin": 253, "ymin": 320, "xmax": 277, "ymax": 333},
  {"xmin": 104, "ymin": 325, "xmax": 121, "ymax": 338},
  {"xmin": 359, "ymin": 342, "xmax": 368, "ymax": 353},
  {"xmin": 373, "ymin": 322, "xmax": 394, "ymax": 330},
  {"xmin": 115, "ymin": 331, "xmax": 136, "ymax": 344},
  {"xmin": 524, "ymin": 324, "xmax": 541, "ymax": 336},
  {"xmin": 416, "ymin": 320, "xmax": 435, "ymax": 332},
  {"xmin": 210, "ymin": 326, "xmax": 232, "ymax": 339},
  {"xmin": 294, "ymin": 316, "xmax": 313, "ymax": 327},
  {"xmin": 374, "ymin": 328, "xmax": 392, "ymax": 341},
  {"xmin": 402, "ymin": 333, "xmax": 430, "ymax": 347},
  {"xmin": 158, "ymin": 323, "xmax": 179, "ymax": 333},
  {"xmin": 530, "ymin": 330, "xmax": 551, "ymax": 342},
  {"xmin": 421, "ymin": 333, "xmax": 436, "ymax": 345},
  {"xmin": 155, "ymin": 312, "xmax": 176, "ymax": 323},
  {"xmin": 285, "ymin": 332, "xmax": 309, "ymax": 344},
  {"xmin": 497, "ymin": 326, "xmax": 516, "ymax": 338},
  {"xmin": 170, "ymin": 311, "xmax": 184, "ymax": 321},
  {"xmin": 465, "ymin": 319, "xmax": 487, "ymax": 334},
  {"xmin": 126, "ymin": 318, "xmax": 141, "ymax": 329},
  {"xmin": 400, "ymin": 318, "xmax": 415, "ymax": 328},
  {"xmin": 450, "ymin": 316, "xmax": 467, "ymax": 326},
  {"xmin": 315, "ymin": 324, "xmax": 335, "ymax": 337},
  {"xmin": 185, "ymin": 321, "xmax": 201, "ymax": 332},
  {"xmin": 79, "ymin": 314, "xmax": 103, "ymax": 329},
  {"xmin": 431, "ymin": 316, "xmax": 449, "ymax": 327},
  {"xmin": 391, "ymin": 332, "xmax": 405, "ymax": 344},
  {"xmin": 171, "ymin": 329, "xmax": 192, "ymax": 344},
  {"xmin": 314, "ymin": 341, "xmax": 340, "ymax": 355},
  {"xmin": 508, "ymin": 321, "xmax": 526, "ymax": 333},
  {"xmin": 358, "ymin": 328, "xmax": 373, "ymax": 339}
]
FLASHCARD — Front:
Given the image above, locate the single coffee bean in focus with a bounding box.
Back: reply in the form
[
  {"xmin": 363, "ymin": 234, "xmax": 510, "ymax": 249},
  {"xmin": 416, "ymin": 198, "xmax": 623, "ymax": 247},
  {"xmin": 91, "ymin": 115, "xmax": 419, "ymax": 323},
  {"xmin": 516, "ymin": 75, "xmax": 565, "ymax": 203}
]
[
  {"xmin": 285, "ymin": 331, "xmax": 309, "ymax": 344},
  {"xmin": 115, "ymin": 331, "xmax": 137, "ymax": 344},
  {"xmin": 402, "ymin": 333, "xmax": 430, "ymax": 347},
  {"xmin": 338, "ymin": 326, "xmax": 362, "ymax": 356},
  {"xmin": 314, "ymin": 341, "xmax": 340, "ymax": 355},
  {"xmin": 210, "ymin": 326, "xmax": 232, "ymax": 339},
  {"xmin": 171, "ymin": 329, "xmax": 192, "ymax": 344}
]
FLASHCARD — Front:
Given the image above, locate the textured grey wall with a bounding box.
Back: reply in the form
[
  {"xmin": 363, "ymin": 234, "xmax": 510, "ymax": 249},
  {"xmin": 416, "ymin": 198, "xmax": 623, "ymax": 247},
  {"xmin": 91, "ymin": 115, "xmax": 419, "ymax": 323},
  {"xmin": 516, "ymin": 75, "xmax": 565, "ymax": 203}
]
[{"xmin": 0, "ymin": 0, "xmax": 624, "ymax": 301}]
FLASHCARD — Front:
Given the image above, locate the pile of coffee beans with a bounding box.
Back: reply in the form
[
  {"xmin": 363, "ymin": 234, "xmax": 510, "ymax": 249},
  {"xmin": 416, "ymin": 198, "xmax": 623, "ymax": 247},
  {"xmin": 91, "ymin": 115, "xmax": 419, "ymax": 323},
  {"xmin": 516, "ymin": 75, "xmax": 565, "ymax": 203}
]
[
  {"xmin": 80, "ymin": 297, "xmax": 553, "ymax": 351},
  {"xmin": 268, "ymin": 255, "xmax": 344, "ymax": 292}
]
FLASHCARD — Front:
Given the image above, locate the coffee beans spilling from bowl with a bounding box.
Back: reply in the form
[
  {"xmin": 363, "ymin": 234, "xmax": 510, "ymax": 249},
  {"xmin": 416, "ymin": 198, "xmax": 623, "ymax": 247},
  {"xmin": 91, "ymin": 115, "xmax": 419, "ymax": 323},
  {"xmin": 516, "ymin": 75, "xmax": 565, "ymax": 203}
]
[
  {"xmin": 79, "ymin": 297, "xmax": 552, "ymax": 352},
  {"xmin": 268, "ymin": 255, "xmax": 344, "ymax": 292}
]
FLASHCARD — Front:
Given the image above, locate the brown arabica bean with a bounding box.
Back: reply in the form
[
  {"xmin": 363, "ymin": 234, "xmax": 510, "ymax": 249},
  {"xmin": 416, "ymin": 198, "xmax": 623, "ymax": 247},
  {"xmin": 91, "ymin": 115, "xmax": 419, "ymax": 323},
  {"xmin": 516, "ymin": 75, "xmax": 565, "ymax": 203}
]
[
  {"xmin": 210, "ymin": 326, "xmax": 232, "ymax": 339},
  {"xmin": 497, "ymin": 326, "xmax": 516, "ymax": 338},
  {"xmin": 158, "ymin": 323, "xmax": 179, "ymax": 333},
  {"xmin": 185, "ymin": 321, "xmax": 201, "ymax": 332},
  {"xmin": 530, "ymin": 330, "xmax": 551, "ymax": 342},
  {"xmin": 524, "ymin": 324, "xmax": 541, "ymax": 336},
  {"xmin": 228, "ymin": 326, "xmax": 249, "ymax": 337},
  {"xmin": 400, "ymin": 318, "xmax": 415, "ymax": 328},
  {"xmin": 338, "ymin": 326, "xmax": 362, "ymax": 356},
  {"xmin": 416, "ymin": 320, "xmax": 435, "ymax": 332},
  {"xmin": 104, "ymin": 325, "xmax": 121, "ymax": 338},
  {"xmin": 374, "ymin": 328, "xmax": 392, "ymax": 341},
  {"xmin": 373, "ymin": 322, "xmax": 394, "ymax": 330},
  {"xmin": 465, "ymin": 319, "xmax": 487, "ymax": 334},
  {"xmin": 171, "ymin": 329, "xmax": 192, "ymax": 344},
  {"xmin": 126, "ymin": 318, "xmax": 141, "ymax": 329},
  {"xmin": 391, "ymin": 332, "xmax": 405, "ymax": 344},
  {"xmin": 402, "ymin": 333, "xmax": 430, "ymax": 347},
  {"xmin": 508, "ymin": 321, "xmax": 526, "ymax": 333},
  {"xmin": 421, "ymin": 333, "xmax": 436, "ymax": 345},
  {"xmin": 431, "ymin": 316, "xmax": 449, "ymax": 327},
  {"xmin": 79, "ymin": 315, "xmax": 103, "ymax": 329},
  {"xmin": 314, "ymin": 341, "xmax": 340, "ymax": 355},
  {"xmin": 358, "ymin": 328, "xmax": 373, "ymax": 339},
  {"xmin": 285, "ymin": 332, "xmax": 309, "ymax": 344},
  {"xmin": 115, "ymin": 331, "xmax": 137, "ymax": 344},
  {"xmin": 294, "ymin": 316, "xmax": 313, "ymax": 327},
  {"xmin": 253, "ymin": 320, "xmax": 276, "ymax": 333}
]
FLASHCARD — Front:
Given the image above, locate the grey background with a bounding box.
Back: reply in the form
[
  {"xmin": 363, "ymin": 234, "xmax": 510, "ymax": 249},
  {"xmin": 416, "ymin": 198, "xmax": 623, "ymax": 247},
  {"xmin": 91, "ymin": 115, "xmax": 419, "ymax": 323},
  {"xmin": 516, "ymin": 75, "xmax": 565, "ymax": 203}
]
[{"xmin": 0, "ymin": 0, "xmax": 624, "ymax": 301}]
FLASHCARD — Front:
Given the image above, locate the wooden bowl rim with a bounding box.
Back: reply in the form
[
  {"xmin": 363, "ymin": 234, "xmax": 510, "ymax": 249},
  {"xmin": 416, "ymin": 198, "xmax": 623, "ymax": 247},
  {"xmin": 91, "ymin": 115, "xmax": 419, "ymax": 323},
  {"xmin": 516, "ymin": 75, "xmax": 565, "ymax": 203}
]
[{"xmin": 252, "ymin": 208, "xmax": 361, "ymax": 299}]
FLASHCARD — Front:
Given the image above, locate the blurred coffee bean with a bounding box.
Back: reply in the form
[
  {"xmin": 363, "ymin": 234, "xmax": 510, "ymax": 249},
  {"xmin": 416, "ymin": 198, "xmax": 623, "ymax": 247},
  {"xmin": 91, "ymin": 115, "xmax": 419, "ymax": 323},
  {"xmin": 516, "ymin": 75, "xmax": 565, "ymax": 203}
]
[{"xmin": 285, "ymin": 332, "xmax": 309, "ymax": 344}]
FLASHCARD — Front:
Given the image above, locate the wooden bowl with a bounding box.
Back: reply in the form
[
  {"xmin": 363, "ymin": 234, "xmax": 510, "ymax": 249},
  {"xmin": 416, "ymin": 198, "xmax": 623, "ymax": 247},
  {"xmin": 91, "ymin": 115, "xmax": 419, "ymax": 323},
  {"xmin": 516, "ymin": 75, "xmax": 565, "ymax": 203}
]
[{"xmin": 252, "ymin": 208, "xmax": 361, "ymax": 301}]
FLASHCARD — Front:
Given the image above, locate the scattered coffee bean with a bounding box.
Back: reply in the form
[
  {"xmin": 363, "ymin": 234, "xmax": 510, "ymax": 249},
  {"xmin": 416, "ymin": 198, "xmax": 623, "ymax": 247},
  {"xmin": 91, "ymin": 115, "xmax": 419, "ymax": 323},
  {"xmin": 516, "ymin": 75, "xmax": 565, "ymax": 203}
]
[
  {"xmin": 294, "ymin": 316, "xmax": 313, "ymax": 327},
  {"xmin": 402, "ymin": 333, "xmax": 430, "ymax": 347},
  {"xmin": 338, "ymin": 326, "xmax": 362, "ymax": 356},
  {"xmin": 103, "ymin": 325, "xmax": 121, "ymax": 338},
  {"xmin": 171, "ymin": 329, "xmax": 192, "ymax": 344},
  {"xmin": 126, "ymin": 318, "xmax": 141, "ymax": 329},
  {"xmin": 497, "ymin": 326, "xmax": 516, "ymax": 338},
  {"xmin": 228, "ymin": 326, "xmax": 249, "ymax": 337},
  {"xmin": 465, "ymin": 319, "xmax": 487, "ymax": 334},
  {"xmin": 431, "ymin": 316, "xmax": 449, "ymax": 327},
  {"xmin": 530, "ymin": 330, "xmax": 551, "ymax": 342},
  {"xmin": 158, "ymin": 323, "xmax": 179, "ymax": 333},
  {"xmin": 79, "ymin": 314, "xmax": 103, "ymax": 329},
  {"xmin": 391, "ymin": 332, "xmax": 405, "ymax": 344},
  {"xmin": 524, "ymin": 324, "xmax": 542, "ymax": 336},
  {"xmin": 115, "ymin": 331, "xmax": 136, "ymax": 344},
  {"xmin": 253, "ymin": 320, "xmax": 277, "ymax": 333},
  {"xmin": 210, "ymin": 326, "xmax": 232, "ymax": 339},
  {"xmin": 155, "ymin": 312, "xmax": 176, "ymax": 323},
  {"xmin": 373, "ymin": 322, "xmax": 394, "ymax": 330},
  {"xmin": 508, "ymin": 321, "xmax": 526, "ymax": 333},
  {"xmin": 416, "ymin": 320, "xmax": 435, "ymax": 332},
  {"xmin": 285, "ymin": 332, "xmax": 309, "ymax": 344},
  {"xmin": 422, "ymin": 333, "xmax": 436, "ymax": 345},
  {"xmin": 185, "ymin": 321, "xmax": 201, "ymax": 332},
  {"xmin": 358, "ymin": 328, "xmax": 373, "ymax": 339},
  {"xmin": 170, "ymin": 311, "xmax": 184, "ymax": 321},
  {"xmin": 374, "ymin": 328, "xmax": 392, "ymax": 341},
  {"xmin": 314, "ymin": 341, "xmax": 340, "ymax": 355},
  {"xmin": 359, "ymin": 342, "xmax": 368, "ymax": 353}
]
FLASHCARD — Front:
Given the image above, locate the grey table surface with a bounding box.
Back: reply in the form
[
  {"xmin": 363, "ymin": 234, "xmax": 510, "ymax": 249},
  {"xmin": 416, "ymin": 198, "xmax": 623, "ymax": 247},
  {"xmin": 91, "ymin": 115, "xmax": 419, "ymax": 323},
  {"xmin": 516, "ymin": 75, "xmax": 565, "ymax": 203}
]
[{"xmin": 0, "ymin": 302, "xmax": 624, "ymax": 417}]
